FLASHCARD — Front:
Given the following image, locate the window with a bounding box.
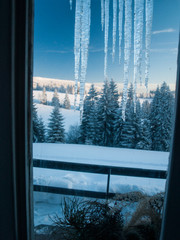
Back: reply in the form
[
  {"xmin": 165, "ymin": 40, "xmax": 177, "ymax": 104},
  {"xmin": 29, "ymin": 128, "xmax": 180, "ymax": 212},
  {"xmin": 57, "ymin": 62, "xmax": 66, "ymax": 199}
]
[{"xmin": 0, "ymin": 0, "xmax": 180, "ymax": 240}]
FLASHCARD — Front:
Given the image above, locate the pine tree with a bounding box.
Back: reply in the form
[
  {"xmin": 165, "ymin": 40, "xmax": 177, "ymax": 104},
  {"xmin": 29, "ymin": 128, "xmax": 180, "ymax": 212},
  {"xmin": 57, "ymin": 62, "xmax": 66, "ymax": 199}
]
[
  {"xmin": 47, "ymin": 105, "xmax": 65, "ymax": 143},
  {"xmin": 150, "ymin": 82, "xmax": 174, "ymax": 151},
  {"xmin": 120, "ymin": 84, "xmax": 136, "ymax": 148},
  {"xmin": 41, "ymin": 87, "xmax": 47, "ymax": 105},
  {"xmin": 97, "ymin": 81, "xmax": 114, "ymax": 146},
  {"xmin": 33, "ymin": 103, "xmax": 40, "ymax": 142},
  {"xmin": 38, "ymin": 117, "xmax": 46, "ymax": 142},
  {"xmin": 33, "ymin": 103, "xmax": 46, "ymax": 142},
  {"xmin": 80, "ymin": 97, "xmax": 89, "ymax": 143},
  {"xmin": 63, "ymin": 92, "xmax": 71, "ymax": 109},
  {"xmin": 150, "ymin": 86, "xmax": 162, "ymax": 150},
  {"xmin": 87, "ymin": 103, "xmax": 99, "ymax": 144},
  {"xmin": 133, "ymin": 100, "xmax": 142, "ymax": 148},
  {"xmin": 114, "ymin": 107, "xmax": 123, "ymax": 147},
  {"xmin": 52, "ymin": 88, "xmax": 60, "ymax": 107},
  {"xmin": 80, "ymin": 84, "xmax": 99, "ymax": 144},
  {"xmin": 66, "ymin": 124, "xmax": 81, "ymax": 144},
  {"xmin": 137, "ymin": 100, "xmax": 152, "ymax": 150},
  {"xmin": 109, "ymin": 79, "xmax": 120, "ymax": 145}
]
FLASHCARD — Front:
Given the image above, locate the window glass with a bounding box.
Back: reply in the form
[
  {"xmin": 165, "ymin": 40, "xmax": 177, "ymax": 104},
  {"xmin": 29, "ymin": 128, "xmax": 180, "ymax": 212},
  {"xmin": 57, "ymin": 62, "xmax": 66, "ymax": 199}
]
[{"xmin": 33, "ymin": 0, "xmax": 179, "ymax": 238}]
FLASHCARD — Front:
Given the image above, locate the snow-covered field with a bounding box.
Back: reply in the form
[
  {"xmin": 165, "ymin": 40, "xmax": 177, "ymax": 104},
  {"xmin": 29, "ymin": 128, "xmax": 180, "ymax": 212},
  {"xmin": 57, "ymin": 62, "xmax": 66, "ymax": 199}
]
[{"xmin": 33, "ymin": 143, "xmax": 169, "ymax": 226}]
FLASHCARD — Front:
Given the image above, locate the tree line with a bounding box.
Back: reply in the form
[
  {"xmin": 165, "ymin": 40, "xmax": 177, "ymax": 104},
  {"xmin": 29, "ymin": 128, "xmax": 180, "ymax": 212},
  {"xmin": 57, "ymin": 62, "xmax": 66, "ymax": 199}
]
[
  {"xmin": 34, "ymin": 83, "xmax": 74, "ymax": 94},
  {"xmin": 33, "ymin": 80, "xmax": 174, "ymax": 152},
  {"xmin": 38, "ymin": 87, "xmax": 71, "ymax": 109}
]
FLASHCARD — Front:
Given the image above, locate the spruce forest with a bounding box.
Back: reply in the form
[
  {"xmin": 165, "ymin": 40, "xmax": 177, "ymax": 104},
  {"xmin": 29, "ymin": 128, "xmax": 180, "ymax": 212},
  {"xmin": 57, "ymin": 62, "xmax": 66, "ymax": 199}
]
[{"xmin": 33, "ymin": 80, "xmax": 174, "ymax": 152}]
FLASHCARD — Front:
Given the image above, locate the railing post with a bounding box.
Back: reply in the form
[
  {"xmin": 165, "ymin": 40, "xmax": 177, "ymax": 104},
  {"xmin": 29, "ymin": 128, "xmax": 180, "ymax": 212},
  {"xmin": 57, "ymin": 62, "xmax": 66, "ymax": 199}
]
[{"xmin": 106, "ymin": 168, "xmax": 111, "ymax": 199}]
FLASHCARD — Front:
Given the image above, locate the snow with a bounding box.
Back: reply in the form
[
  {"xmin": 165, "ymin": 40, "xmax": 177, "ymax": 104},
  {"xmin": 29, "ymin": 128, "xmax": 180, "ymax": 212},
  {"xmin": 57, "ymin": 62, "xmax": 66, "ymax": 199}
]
[
  {"xmin": 35, "ymin": 104, "xmax": 80, "ymax": 132},
  {"xmin": 33, "ymin": 143, "xmax": 168, "ymax": 226},
  {"xmin": 33, "ymin": 143, "xmax": 168, "ymax": 170}
]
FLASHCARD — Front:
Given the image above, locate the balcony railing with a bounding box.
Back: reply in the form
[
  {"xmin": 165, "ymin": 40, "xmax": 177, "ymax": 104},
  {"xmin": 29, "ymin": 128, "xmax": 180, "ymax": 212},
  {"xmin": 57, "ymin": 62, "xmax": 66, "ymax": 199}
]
[{"xmin": 33, "ymin": 159, "xmax": 167, "ymax": 199}]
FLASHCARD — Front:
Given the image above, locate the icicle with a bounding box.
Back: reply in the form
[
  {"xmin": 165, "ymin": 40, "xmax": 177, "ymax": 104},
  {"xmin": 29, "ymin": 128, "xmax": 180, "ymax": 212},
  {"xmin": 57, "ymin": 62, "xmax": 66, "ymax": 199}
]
[
  {"xmin": 133, "ymin": 0, "xmax": 144, "ymax": 111},
  {"xmin": 145, "ymin": 0, "xmax": 153, "ymax": 91},
  {"xmin": 101, "ymin": 0, "xmax": 105, "ymax": 31},
  {"xmin": 122, "ymin": 0, "xmax": 132, "ymax": 121},
  {"xmin": 74, "ymin": 0, "xmax": 81, "ymax": 110},
  {"xmin": 112, "ymin": 0, "xmax": 117, "ymax": 62},
  {"xmin": 118, "ymin": 0, "xmax": 124, "ymax": 64},
  {"xmin": 69, "ymin": 0, "xmax": 73, "ymax": 10},
  {"xmin": 104, "ymin": 0, "xmax": 109, "ymax": 79},
  {"xmin": 79, "ymin": 0, "xmax": 91, "ymax": 117}
]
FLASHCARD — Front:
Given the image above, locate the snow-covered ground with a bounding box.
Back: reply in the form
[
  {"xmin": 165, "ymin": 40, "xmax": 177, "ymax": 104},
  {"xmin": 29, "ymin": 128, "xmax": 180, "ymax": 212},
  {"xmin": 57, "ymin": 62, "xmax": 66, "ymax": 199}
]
[{"xmin": 33, "ymin": 143, "xmax": 169, "ymax": 226}]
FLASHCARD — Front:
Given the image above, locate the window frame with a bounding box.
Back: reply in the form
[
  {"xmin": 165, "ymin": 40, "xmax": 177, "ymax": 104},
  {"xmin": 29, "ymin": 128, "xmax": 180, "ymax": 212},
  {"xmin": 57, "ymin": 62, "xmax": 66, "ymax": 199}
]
[
  {"xmin": 0, "ymin": 0, "xmax": 34, "ymax": 239},
  {"xmin": 0, "ymin": 0, "xmax": 179, "ymax": 239}
]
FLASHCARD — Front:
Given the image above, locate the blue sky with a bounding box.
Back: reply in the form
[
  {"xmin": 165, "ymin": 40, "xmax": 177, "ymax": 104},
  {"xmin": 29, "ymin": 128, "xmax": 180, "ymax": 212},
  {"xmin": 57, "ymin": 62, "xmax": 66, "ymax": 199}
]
[{"xmin": 33, "ymin": 0, "xmax": 180, "ymax": 85}]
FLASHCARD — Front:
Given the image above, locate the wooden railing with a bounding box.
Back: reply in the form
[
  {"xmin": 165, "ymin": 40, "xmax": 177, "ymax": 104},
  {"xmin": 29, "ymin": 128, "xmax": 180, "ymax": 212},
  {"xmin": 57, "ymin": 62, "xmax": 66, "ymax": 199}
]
[{"xmin": 33, "ymin": 159, "xmax": 167, "ymax": 199}]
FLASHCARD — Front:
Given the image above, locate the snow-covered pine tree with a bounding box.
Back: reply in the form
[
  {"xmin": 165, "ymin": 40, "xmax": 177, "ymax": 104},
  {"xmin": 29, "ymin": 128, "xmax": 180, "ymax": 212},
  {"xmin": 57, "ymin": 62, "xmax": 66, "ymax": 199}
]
[
  {"xmin": 38, "ymin": 117, "xmax": 46, "ymax": 142},
  {"xmin": 150, "ymin": 86, "xmax": 162, "ymax": 150},
  {"xmin": 63, "ymin": 92, "xmax": 71, "ymax": 109},
  {"xmin": 66, "ymin": 124, "xmax": 81, "ymax": 144},
  {"xmin": 52, "ymin": 88, "xmax": 60, "ymax": 107},
  {"xmin": 80, "ymin": 84, "xmax": 99, "ymax": 144},
  {"xmin": 120, "ymin": 84, "xmax": 136, "ymax": 148},
  {"xmin": 136, "ymin": 100, "xmax": 152, "ymax": 150},
  {"xmin": 41, "ymin": 87, "xmax": 47, "ymax": 105},
  {"xmin": 109, "ymin": 79, "xmax": 120, "ymax": 144},
  {"xmin": 87, "ymin": 102, "xmax": 99, "ymax": 145},
  {"xmin": 97, "ymin": 81, "xmax": 115, "ymax": 146},
  {"xmin": 47, "ymin": 105, "xmax": 65, "ymax": 143},
  {"xmin": 133, "ymin": 100, "xmax": 143, "ymax": 148},
  {"xmin": 159, "ymin": 82, "xmax": 174, "ymax": 151},
  {"xmin": 33, "ymin": 103, "xmax": 46, "ymax": 142},
  {"xmin": 33, "ymin": 102, "xmax": 40, "ymax": 142},
  {"xmin": 150, "ymin": 82, "xmax": 174, "ymax": 151},
  {"xmin": 113, "ymin": 107, "xmax": 123, "ymax": 147},
  {"xmin": 80, "ymin": 97, "xmax": 89, "ymax": 143}
]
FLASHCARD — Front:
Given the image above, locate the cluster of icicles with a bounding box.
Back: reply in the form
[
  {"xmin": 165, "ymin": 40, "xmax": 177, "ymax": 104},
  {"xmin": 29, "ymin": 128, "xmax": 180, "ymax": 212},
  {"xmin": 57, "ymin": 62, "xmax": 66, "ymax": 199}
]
[{"xmin": 70, "ymin": 0, "xmax": 153, "ymax": 120}]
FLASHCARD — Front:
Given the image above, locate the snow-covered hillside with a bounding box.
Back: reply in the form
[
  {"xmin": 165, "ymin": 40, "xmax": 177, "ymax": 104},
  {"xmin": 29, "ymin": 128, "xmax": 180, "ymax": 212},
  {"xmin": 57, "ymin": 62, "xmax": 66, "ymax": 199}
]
[
  {"xmin": 33, "ymin": 143, "xmax": 168, "ymax": 226},
  {"xmin": 33, "ymin": 76, "xmax": 176, "ymax": 95}
]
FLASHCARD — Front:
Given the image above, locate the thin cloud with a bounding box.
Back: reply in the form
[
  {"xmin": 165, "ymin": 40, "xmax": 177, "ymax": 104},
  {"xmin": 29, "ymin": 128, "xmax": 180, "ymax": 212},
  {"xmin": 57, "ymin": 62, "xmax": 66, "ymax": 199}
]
[
  {"xmin": 152, "ymin": 28, "xmax": 176, "ymax": 35},
  {"xmin": 89, "ymin": 46, "xmax": 112, "ymax": 53},
  {"xmin": 46, "ymin": 49, "xmax": 73, "ymax": 54},
  {"xmin": 150, "ymin": 48, "xmax": 177, "ymax": 54}
]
